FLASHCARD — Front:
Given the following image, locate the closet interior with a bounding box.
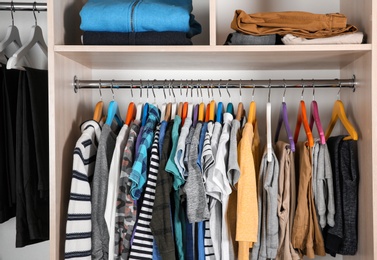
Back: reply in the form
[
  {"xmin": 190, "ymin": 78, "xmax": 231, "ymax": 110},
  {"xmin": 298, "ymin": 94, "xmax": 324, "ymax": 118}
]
[{"xmin": 48, "ymin": 0, "xmax": 375, "ymax": 259}]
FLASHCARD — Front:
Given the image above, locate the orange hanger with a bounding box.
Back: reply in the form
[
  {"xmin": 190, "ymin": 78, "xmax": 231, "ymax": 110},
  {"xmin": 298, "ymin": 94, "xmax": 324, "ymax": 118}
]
[
  {"xmin": 294, "ymin": 100, "xmax": 314, "ymax": 147},
  {"xmin": 209, "ymin": 100, "xmax": 215, "ymax": 121},
  {"xmin": 205, "ymin": 103, "xmax": 210, "ymax": 122},
  {"xmin": 198, "ymin": 102, "xmax": 205, "ymax": 122},
  {"xmin": 93, "ymin": 101, "xmax": 104, "ymax": 123},
  {"xmin": 182, "ymin": 102, "xmax": 188, "ymax": 126},
  {"xmin": 125, "ymin": 102, "xmax": 136, "ymax": 126},
  {"xmin": 325, "ymin": 100, "xmax": 358, "ymax": 141}
]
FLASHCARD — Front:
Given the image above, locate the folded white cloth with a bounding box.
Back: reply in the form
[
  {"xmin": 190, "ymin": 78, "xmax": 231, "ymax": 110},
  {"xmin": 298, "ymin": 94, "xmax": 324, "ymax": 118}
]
[{"xmin": 282, "ymin": 32, "xmax": 364, "ymax": 45}]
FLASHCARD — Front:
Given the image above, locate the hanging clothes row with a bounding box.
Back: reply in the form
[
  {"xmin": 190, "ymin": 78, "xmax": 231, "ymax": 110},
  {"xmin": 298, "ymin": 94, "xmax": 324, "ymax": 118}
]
[{"xmin": 65, "ymin": 82, "xmax": 359, "ymax": 260}]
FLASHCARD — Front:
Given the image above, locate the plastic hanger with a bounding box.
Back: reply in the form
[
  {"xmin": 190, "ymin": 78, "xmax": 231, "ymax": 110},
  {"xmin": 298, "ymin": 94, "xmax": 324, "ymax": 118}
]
[
  {"xmin": 123, "ymin": 85, "xmax": 136, "ymax": 125},
  {"xmin": 135, "ymin": 81, "xmax": 144, "ymax": 121},
  {"xmin": 205, "ymin": 103, "xmax": 210, "ymax": 122},
  {"xmin": 216, "ymin": 102, "xmax": 224, "ymax": 123},
  {"xmin": 325, "ymin": 84, "xmax": 358, "ymax": 141},
  {"xmin": 309, "ymin": 84, "xmax": 326, "ymax": 144},
  {"xmin": 266, "ymin": 83, "xmax": 272, "ymax": 162},
  {"xmin": 193, "ymin": 104, "xmax": 199, "ymax": 127},
  {"xmin": 93, "ymin": 81, "xmax": 104, "ymax": 122},
  {"xmin": 294, "ymin": 84, "xmax": 314, "ymax": 147},
  {"xmin": 225, "ymin": 81, "xmax": 234, "ymax": 116},
  {"xmin": 7, "ymin": 3, "xmax": 47, "ymax": 70},
  {"xmin": 142, "ymin": 103, "xmax": 149, "ymax": 126},
  {"xmin": 0, "ymin": 4, "xmax": 26, "ymax": 66},
  {"xmin": 274, "ymin": 83, "xmax": 295, "ymax": 152},
  {"xmin": 105, "ymin": 81, "xmax": 123, "ymax": 127},
  {"xmin": 182, "ymin": 102, "xmax": 188, "ymax": 125}
]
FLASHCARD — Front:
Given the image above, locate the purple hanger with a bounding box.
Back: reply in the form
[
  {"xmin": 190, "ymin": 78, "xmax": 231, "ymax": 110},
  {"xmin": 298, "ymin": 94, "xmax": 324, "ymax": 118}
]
[
  {"xmin": 193, "ymin": 104, "xmax": 199, "ymax": 127},
  {"xmin": 274, "ymin": 102, "xmax": 295, "ymax": 152},
  {"xmin": 310, "ymin": 100, "xmax": 326, "ymax": 144}
]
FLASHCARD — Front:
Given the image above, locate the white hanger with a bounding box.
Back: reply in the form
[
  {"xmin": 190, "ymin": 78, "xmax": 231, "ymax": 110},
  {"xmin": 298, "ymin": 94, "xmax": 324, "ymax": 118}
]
[
  {"xmin": 135, "ymin": 81, "xmax": 144, "ymax": 121},
  {"xmin": 7, "ymin": 3, "xmax": 47, "ymax": 70},
  {"xmin": 266, "ymin": 82, "xmax": 272, "ymax": 162},
  {"xmin": 0, "ymin": 3, "xmax": 25, "ymax": 65}
]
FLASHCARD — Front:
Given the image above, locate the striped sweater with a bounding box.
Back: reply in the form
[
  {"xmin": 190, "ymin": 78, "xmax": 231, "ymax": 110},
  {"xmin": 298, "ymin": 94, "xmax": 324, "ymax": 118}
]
[{"xmin": 65, "ymin": 120, "xmax": 102, "ymax": 259}]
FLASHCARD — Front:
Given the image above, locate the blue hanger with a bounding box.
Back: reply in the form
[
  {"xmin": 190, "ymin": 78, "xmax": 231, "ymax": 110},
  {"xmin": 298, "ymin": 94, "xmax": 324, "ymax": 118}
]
[
  {"xmin": 105, "ymin": 100, "xmax": 123, "ymax": 127},
  {"xmin": 226, "ymin": 102, "xmax": 234, "ymax": 116},
  {"xmin": 105, "ymin": 81, "xmax": 123, "ymax": 127},
  {"xmin": 216, "ymin": 102, "xmax": 223, "ymax": 123},
  {"xmin": 141, "ymin": 103, "xmax": 149, "ymax": 127}
]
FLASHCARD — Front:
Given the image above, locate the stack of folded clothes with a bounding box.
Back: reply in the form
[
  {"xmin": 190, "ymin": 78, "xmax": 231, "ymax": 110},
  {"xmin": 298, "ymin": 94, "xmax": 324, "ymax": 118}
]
[
  {"xmin": 225, "ymin": 9, "xmax": 363, "ymax": 45},
  {"xmin": 80, "ymin": 0, "xmax": 202, "ymax": 45}
]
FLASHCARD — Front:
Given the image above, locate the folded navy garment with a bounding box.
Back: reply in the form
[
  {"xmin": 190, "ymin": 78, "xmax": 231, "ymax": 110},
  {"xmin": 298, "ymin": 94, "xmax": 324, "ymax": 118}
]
[
  {"xmin": 83, "ymin": 31, "xmax": 193, "ymax": 45},
  {"xmin": 224, "ymin": 32, "xmax": 276, "ymax": 45},
  {"xmin": 80, "ymin": 0, "xmax": 201, "ymax": 37}
]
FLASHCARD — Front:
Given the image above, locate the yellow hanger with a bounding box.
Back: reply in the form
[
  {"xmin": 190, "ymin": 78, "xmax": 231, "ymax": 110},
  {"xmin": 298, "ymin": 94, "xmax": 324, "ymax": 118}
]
[
  {"xmin": 325, "ymin": 100, "xmax": 358, "ymax": 140},
  {"xmin": 247, "ymin": 101, "xmax": 256, "ymax": 125}
]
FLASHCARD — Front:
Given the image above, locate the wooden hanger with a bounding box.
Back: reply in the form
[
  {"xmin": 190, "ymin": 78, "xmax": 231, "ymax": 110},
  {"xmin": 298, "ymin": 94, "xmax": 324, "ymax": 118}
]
[
  {"xmin": 178, "ymin": 102, "xmax": 183, "ymax": 118},
  {"xmin": 7, "ymin": 6, "xmax": 47, "ymax": 70},
  {"xmin": 164, "ymin": 102, "xmax": 172, "ymax": 122},
  {"xmin": 294, "ymin": 100, "xmax": 314, "ymax": 147},
  {"xmin": 325, "ymin": 99, "xmax": 358, "ymax": 141},
  {"xmin": 93, "ymin": 82, "xmax": 104, "ymax": 123},
  {"xmin": 236, "ymin": 102, "xmax": 244, "ymax": 121},
  {"xmin": 274, "ymin": 85, "xmax": 295, "ymax": 152}
]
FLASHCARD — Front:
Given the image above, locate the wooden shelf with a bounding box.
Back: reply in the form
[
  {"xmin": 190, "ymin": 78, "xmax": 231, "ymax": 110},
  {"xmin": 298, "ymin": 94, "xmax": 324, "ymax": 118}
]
[{"xmin": 54, "ymin": 44, "xmax": 371, "ymax": 70}]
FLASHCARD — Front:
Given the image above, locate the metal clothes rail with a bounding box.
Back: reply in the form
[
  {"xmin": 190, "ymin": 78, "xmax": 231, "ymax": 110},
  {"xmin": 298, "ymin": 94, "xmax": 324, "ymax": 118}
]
[
  {"xmin": 0, "ymin": 1, "xmax": 47, "ymax": 12},
  {"xmin": 73, "ymin": 75, "xmax": 357, "ymax": 93}
]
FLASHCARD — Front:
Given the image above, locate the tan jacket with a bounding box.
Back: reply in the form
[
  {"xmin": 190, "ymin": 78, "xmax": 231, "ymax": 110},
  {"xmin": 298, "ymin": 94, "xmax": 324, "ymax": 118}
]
[{"xmin": 231, "ymin": 10, "xmax": 357, "ymax": 39}]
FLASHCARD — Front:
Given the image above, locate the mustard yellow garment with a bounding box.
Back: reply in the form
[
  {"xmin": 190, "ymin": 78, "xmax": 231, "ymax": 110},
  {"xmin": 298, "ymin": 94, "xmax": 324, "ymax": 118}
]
[
  {"xmin": 236, "ymin": 122, "xmax": 260, "ymax": 260},
  {"xmin": 231, "ymin": 10, "xmax": 357, "ymax": 39}
]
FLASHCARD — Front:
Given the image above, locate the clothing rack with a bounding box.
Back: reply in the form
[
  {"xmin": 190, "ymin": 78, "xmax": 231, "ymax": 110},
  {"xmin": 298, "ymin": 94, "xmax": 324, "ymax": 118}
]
[
  {"xmin": 0, "ymin": 1, "xmax": 47, "ymax": 12},
  {"xmin": 73, "ymin": 75, "xmax": 356, "ymax": 93}
]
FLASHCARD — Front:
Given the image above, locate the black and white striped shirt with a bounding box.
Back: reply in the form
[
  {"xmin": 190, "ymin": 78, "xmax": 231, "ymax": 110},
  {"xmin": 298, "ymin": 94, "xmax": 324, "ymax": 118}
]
[
  {"xmin": 129, "ymin": 124, "xmax": 160, "ymax": 259},
  {"xmin": 65, "ymin": 120, "xmax": 101, "ymax": 259}
]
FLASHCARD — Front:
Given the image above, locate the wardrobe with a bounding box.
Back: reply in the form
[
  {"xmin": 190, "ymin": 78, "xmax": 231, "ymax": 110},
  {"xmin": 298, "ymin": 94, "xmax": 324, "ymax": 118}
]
[{"xmin": 48, "ymin": 0, "xmax": 375, "ymax": 259}]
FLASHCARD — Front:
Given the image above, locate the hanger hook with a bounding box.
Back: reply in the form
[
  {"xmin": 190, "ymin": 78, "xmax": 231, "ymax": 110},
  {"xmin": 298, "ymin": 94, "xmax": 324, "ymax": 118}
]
[
  {"xmin": 312, "ymin": 79, "xmax": 316, "ymax": 101},
  {"xmin": 146, "ymin": 80, "xmax": 149, "ymax": 101},
  {"xmin": 239, "ymin": 79, "xmax": 242, "ymax": 101},
  {"xmin": 10, "ymin": 1, "xmax": 15, "ymax": 26},
  {"xmin": 218, "ymin": 80, "xmax": 222, "ymax": 97},
  {"xmin": 98, "ymin": 80, "xmax": 103, "ymax": 101},
  {"xmin": 268, "ymin": 79, "xmax": 271, "ymax": 103},
  {"xmin": 301, "ymin": 79, "xmax": 305, "ymax": 100},
  {"xmin": 338, "ymin": 80, "xmax": 342, "ymax": 100},
  {"xmin": 130, "ymin": 79, "xmax": 134, "ymax": 98},
  {"xmin": 152, "ymin": 79, "xmax": 156, "ymax": 100},
  {"xmin": 198, "ymin": 81, "xmax": 203, "ymax": 102},
  {"xmin": 111, "ymin": 80, "xmax": 115, "ymax": 100},
  {"xmin": 190, "ymin": 80, "xmax": 193, "ymax": 98},
  {"xmin": 162, "ymin": 79, "xmax": 167, "ymax": 99},
  {"xmin": 139, "ymin": 79, "xmax": 143, "ymax": 99},
  {"xmin": 33, "ymin": 1, "xmax": 38, "ymax": 26},
  {"xmin": 283, "ymin": 79, "xmax": 287, "ymax": 102},
  {"xmin": 251, "ymin": 80, "xmax": 255, "ymax": 101},
  {"xmin": 180, "ymin": 80, "xmax": 183, "ymax": 96},
  {"xmin": 171, "ymin": 79, "xmax": 176, "ymax": 101},
  {"xmin": 226, "ymin": 79, "xmax": 231, "ymax": 99}
]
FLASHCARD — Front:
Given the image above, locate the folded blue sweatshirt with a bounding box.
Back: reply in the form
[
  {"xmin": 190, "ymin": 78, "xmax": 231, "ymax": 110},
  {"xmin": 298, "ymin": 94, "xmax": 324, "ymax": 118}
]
[{"xmin": 80, "ymin": 0, "xmax": 200, "ymax": 35}]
